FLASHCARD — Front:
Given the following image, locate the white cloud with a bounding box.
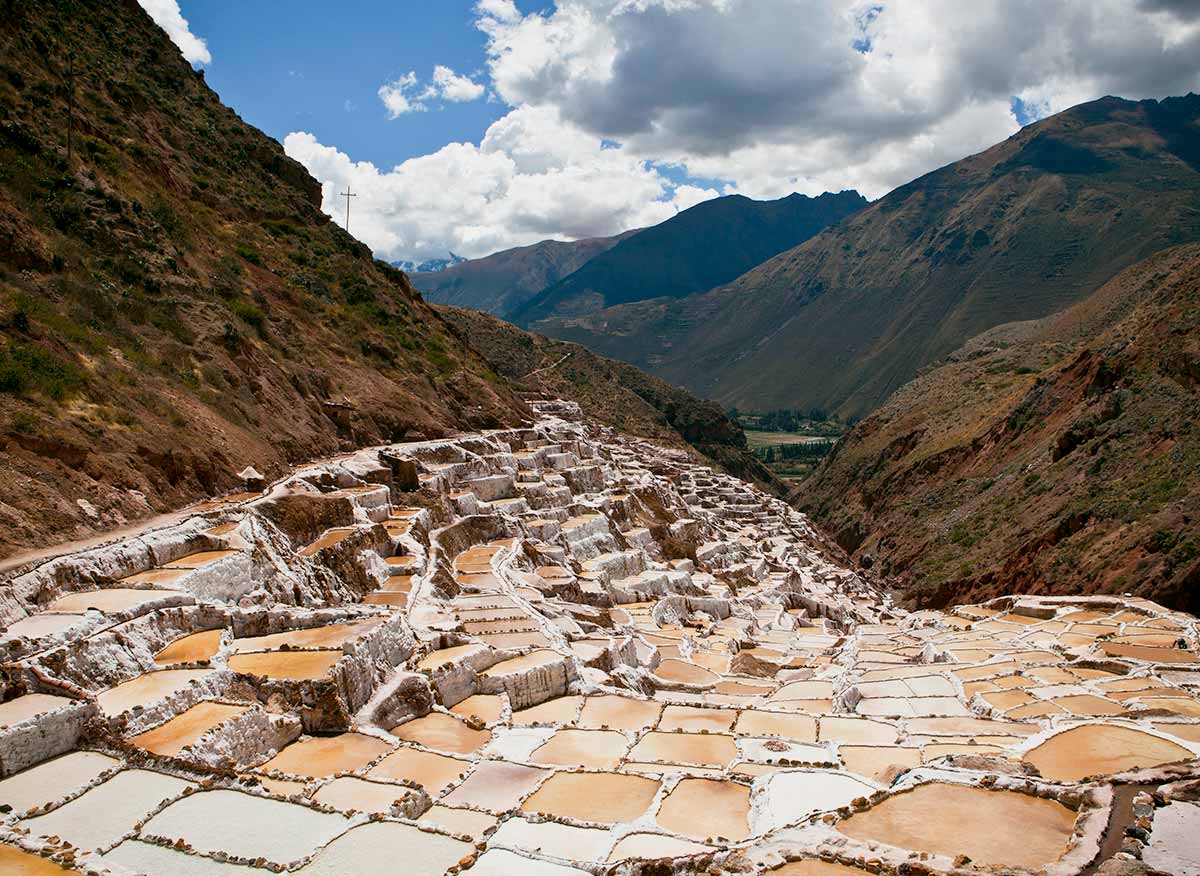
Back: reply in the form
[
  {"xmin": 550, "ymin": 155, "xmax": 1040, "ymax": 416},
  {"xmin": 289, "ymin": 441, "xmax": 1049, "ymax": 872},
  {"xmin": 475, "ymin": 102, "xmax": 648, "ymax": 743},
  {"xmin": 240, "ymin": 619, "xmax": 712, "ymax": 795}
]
[
  {"xmin": 284, "ymin": 106, "xmax": 717, "ymax": 262},
  {"xmin": 378, "ymin": 67, "xmax": 486, "ymax": 117},
  {"xmin": 137, "ymin": 0, "xmax": 211, "ymax": 65},
  {"xmin": 430, "ymin": 65, "xmax": 487, "ymax": 102},
  {"xmin": 289, "ymin": 0, "xmax": 1200, "ymax": 261},
  {"xmin": 378, "ymin": 72, "xmax": 425, "ymax": 117}
]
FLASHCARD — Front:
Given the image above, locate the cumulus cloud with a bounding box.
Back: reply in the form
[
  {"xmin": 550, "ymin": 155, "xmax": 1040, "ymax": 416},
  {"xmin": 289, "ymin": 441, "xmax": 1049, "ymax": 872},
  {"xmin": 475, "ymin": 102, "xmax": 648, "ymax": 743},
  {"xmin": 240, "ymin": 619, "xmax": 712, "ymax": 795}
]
[
  {"xmin": 377, "ymin": 67, "xmax": 485, "ymax": 117},
  {"xmin": 137, "ymin": 0, "xmax": 211, "ymax": 65},
  {"xmin": 429, "ymin": 65, "xmax": 487, "ymax": 102},
  {"xmin": 289, "ymin": 0, "xmax": 1200, "ymax": 260},
  {"xmin": 285, "ymin": 106, "xmax": 717, "ymax": 261}
]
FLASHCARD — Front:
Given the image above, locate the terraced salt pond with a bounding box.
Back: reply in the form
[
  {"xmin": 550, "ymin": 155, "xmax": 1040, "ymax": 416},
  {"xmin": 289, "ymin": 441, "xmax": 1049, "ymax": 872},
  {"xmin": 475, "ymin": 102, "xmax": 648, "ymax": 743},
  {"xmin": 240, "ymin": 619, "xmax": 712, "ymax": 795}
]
[{"xmin": 3, "ymin": 401, "xmax": 1200, "ymax": 875}]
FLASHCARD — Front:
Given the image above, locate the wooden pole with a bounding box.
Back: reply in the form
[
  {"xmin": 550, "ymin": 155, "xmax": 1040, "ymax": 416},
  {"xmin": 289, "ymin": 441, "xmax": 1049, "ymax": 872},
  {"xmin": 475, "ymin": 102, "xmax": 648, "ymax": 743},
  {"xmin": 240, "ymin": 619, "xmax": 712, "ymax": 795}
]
[{"xmin": 339, "ymin": 187, "xmax": 356, "ymax": 232}]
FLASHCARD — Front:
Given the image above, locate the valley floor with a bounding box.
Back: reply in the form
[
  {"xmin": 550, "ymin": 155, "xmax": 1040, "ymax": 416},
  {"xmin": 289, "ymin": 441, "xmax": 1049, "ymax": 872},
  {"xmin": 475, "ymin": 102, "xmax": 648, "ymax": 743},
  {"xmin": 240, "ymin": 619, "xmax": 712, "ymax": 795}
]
[{"xmin": 0, "ymin": 401, "xmax": 1197, "ymax": 875}]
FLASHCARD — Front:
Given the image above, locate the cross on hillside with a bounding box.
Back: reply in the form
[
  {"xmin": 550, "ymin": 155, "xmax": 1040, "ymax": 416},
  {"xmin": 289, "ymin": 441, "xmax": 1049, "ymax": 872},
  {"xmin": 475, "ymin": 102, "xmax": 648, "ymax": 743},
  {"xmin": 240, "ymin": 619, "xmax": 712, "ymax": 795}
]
[{"xmin": 339, "ymin": 187, "xmax": 356, "ymax": 232}]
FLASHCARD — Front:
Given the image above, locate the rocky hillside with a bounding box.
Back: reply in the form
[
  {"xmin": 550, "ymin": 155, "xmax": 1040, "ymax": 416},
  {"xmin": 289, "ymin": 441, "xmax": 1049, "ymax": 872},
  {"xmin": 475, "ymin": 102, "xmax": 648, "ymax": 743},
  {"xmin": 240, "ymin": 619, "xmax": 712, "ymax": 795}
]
[
  {"xmin": 583, "ymin": 96, "xmax": 1200, "ymax": 418},
  {"xmin": 801, "ymin": 243, "xmax": 1200, "ymax": 613},
  {"xmin": 0, "ymin": 0, "xmax": 530, "ymax": 558},
  {"xmin": 440, "ymin": 305, "xmax": 784, "ymax": 497},
  {"xmin": 411, "ymin": 233, "xmax": 631, "ymax": 319},
  {"xmin": 514, "ymin": 191, "xmax": 866, "ymax": 360}
]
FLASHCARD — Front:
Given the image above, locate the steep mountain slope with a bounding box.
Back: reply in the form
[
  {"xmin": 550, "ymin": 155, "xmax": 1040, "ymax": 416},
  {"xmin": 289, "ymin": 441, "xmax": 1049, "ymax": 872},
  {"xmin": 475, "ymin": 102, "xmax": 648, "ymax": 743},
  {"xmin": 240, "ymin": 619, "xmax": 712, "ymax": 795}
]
[
  {"xmin": 411, "ymin": 233, "xmax": 630, "ymax": 318},
  {"xmin": 584, "ymin": 96, "xmax": 1200, "ymax": 418},
  {"xmin": 439, "ymin": 305, "xmax": 784, "ymax": 496},
  {"xmin": 514, "ymin": 191, "xmax": 867, "ymax": 342},
  {"xmin": 801, "ymin": 243, "xmax": 1200, "ymax": 613},
  {"xmin": 0, "ymin": 0, "xmax": 528, "ymax": 558}
]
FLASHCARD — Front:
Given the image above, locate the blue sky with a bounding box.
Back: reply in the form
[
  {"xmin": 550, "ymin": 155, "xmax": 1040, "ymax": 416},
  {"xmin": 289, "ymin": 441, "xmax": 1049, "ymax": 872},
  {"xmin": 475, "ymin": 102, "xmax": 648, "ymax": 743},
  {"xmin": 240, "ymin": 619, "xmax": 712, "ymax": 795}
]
[
  {"xmin": 183, "ymin": 1, "xmax": 551, "ymax": 168},
  {"xmin": 144, "ymin": 0, "xmax": 1200, "ymax": 263}
]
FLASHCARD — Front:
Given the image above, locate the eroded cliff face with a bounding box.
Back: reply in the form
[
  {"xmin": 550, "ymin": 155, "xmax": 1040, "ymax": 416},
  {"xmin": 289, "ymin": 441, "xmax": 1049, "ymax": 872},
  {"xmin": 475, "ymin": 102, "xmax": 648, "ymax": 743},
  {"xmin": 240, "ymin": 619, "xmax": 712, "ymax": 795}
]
[
  {"xmin": 0, "ymin": 400, "xmax": 1198, "ymax": 876},
  {"xmin": 802, "ymin": 243, "xmax": 1200, "ymax": 614},
  {"xmin": 0, "ymin": 0, "xmax": 528, "ymax": 559}
]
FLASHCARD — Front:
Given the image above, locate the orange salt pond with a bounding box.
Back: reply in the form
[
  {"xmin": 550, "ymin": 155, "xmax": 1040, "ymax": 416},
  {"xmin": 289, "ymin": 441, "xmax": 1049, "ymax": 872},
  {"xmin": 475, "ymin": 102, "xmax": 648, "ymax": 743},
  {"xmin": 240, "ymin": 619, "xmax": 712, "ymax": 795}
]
[
  {"xmin": 840, "ymin": 745, "xmax": 922, "ymax": 782},
  {"xmin": 262, "ymin": 733, "xmax": 392, "ymax": 778},
  {"xmin": 0, "ymin": 844, "xmax": 80, "ymax": 875},
  {"xmin": 837, "ymin": 783, "xmax": 1077, "ymax": 868},
  {"xmin": 230, "ymin": 618, "xmax": 383, "ymax": 652},
  {"xmin": 656, "ymin": 777, "xmax": 750, "ymax": 840},
  {"xmin": 628, "ymin": 732, "xmax": 737, "ymax": 767},
  {"xmin": 97, "ymin": 669, "xmax": 213, "ymax": 717},
  {"xmin": 417, "ymin": 643, "xmax": 487, "ymax": 671},
  {"xmin": 578, "ymin": 694, "xmax": 662, "ymax": 730},
  {"xmin": 298, "ymin": 529, "xmax": 355, "ymax": 557},
  {"xmin": 165, "ymin": 549, "xmax": 240, "ymax": 568},
  {"xmin": 228, "ymin": 650, "xmax": 341, "ymax": 680},
  {"xmin": 154, "ymin": 629, "xmax": 223, "ymax": 665},
  {"xmin": 391, "ymin": 712, "xmax": 491, "ymax": 754},
  {"xmin": 1023, "ymin": 723, "xmax": 1193, "ymax": 781},
  {"xmin": 523, "ymin": 771, "xmax": 660, "ymax": 823},
  {"xmin": 532, "ymin": 728, "xmax": 629, "ymax": 768},
  {"xmin": 130, "ymin": 701, "xmax": 249, "ymax": 756},
  {"xmin": 368, "ymin": 747, "xmax": 470, "ymax": 794}
]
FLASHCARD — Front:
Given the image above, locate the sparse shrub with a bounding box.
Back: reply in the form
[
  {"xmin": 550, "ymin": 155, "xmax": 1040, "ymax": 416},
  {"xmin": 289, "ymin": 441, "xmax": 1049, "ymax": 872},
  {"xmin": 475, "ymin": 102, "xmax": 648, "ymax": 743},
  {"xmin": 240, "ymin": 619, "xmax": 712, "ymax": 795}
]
[{"xmin": 0, "ymin": 341, "xmax": 85, "ymax": 400}]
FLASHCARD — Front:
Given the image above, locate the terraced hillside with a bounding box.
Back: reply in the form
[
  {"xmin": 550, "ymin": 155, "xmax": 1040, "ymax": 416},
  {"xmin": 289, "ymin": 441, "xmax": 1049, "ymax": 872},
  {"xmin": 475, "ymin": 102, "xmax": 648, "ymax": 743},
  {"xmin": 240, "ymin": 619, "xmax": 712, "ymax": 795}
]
[
  {"xmin": 802, "ymin": 243, "xmax": 1200, "ymax": 614},
  {"xmin": 0, "ymin": 0, "xmax": 532, "ymax": 556},
  {"xmin": 1, "ymin": 401, "xmax": 1199, "ymax": 875}
]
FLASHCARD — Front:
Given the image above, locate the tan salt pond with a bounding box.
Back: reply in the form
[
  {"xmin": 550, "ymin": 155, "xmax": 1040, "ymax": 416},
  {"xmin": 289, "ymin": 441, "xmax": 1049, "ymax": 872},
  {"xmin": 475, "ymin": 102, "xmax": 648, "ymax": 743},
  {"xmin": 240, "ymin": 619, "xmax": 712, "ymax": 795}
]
[
  {"xmin": 165, "ymin": 549, "xmax": 240, "ymax": 568},
  {"xmin": 513, "ymin": 695, "xmax": 583, "ymax": 725},
  {"xmin": 837, "ymin": 782, "xmax": 1077, "ymax": 868},
  {"xmin": 416, "ymin": 643, "xmax": 487, "ymax": 671},
  {"xmin": 97, "ymin": 669, "xmax": 213, "ymax": 717},
  {"xmin": 0, "ymin": 844, "xmax": 80, "ymax": 875},
  {"xmin": 1155, "ymin": 722, "xmax": 1200, "ymax": 743},
  {"xmin": 578, "ymin": 694, "xmax": 663, "ymax": 731},
  {"xmin": 368, "ymin": 747, "xmax": 470, "ymax": 794},
  {"xmin": 450, "ymin": 694, "xmax": 506, "ymax": 723},
  {"xmin": 0, "ymin": 751, "xmax": 122, "ymax": 815},
  {"xmin": 310, "ymin": 776, "xmax": 414, "ymax": 814},
  {"xmin": 653, "ymin": 659, "xmax": 719, "ymax": 686},
  {"xmin": 840, "ymin": 745, "xmax": 922, "ymax": 782},
  {"xmin": 659, "ymin": 705, "xmax": 737, "ymax": 732},
  {"xmin": 656, "ymin": 777, "xmax": 750, "ymax": 840},
  {"xmin": 629, "ymin": 732, "xmax": 736, "ymax": 767},
  {"xmin": 443, "ymin": 760, "xmax": 550, "ymax": 811},
  {"xmin": 262, "ymin": 732, "xmax": 392, "ymax": 778},
  {"xmin": 532, "ymin": 728, "xmax": 629, "ymax": 768},
  {"xmin": 298, "ymin": 530, "xmax": 355, "ymax": 557},
  {"xmin": 0, "ymin": 693, "xmax": 75, "ymax": 726},
  {"xmin": 1023, "ymin": 723, "xmax": 1194, "ymax": 781},
  {"xmin": 607, "ymin": 833, "xmax": 713, "ymax": 862},
  {"xmin": 522, "ymin": 771, "xmax": 660, "ymax": 823},
  {"xmin": 130, "ymin": 701, "xmax": 249, "ymax": 756},
  {"xmin": 154, "ymin": 629, "xmax": 223, "ymax": 665},
  {"xmin": 1102, "ymin": 642, "xmax": 1200, "ymax": 663},
  {"xmin": 227, "ymin": 650, "xmax": 341, "ymax": 680},
  {"xmin": 418, "ymin": 804, "xmax": 499, "ymax": 838},
  {"xmin": 3, "ymin": 614, "xmax": 85, "ymax": 640},
  {"xmin": 818, "ymin": 717, "xmax": 897, "ymax": 744},
  {"xmin": 47, "ymin": 588, "xmax": 170, "ymax": 614},
  {"xmin": 734, "ymin": 710, "xmax": 817, "ymax": 742},
  {"xmin": 230, "ymin": 619, "xmax": 383, "ymax": 652},
  {"xmin": 392, "ymin": 712, "xmax": 491, "ymax": 754},
  {"xmin": 477, "ymin": 631, "xmax": 553, "ymax": 648},
  {"xmin": 480, "ymin": 649, "xmax": 561, "ymax": 675}
]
